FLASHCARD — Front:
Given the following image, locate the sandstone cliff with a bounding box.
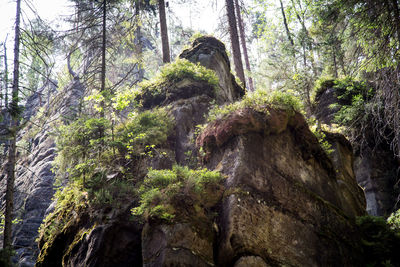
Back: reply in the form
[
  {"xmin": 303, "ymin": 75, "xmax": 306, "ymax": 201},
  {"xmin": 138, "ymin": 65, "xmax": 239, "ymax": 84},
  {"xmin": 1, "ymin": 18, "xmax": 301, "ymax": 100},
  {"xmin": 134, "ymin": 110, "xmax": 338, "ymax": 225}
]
[
  {"xmin": 30, "ymin": 37, "xmax": 372, "ymax": 267},
  {"xmin": 314, "ymin": 80, "xmax": 399, "ymax": 216}
]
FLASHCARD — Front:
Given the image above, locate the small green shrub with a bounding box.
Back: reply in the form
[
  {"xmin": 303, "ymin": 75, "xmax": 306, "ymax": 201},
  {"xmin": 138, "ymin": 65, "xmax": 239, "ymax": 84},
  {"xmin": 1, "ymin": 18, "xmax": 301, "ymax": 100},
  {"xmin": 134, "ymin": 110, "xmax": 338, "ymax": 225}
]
[
  {"xmin": 132, "ymin": 165, "xmax": 224, "ymax": 223},
  {"xmin": 115, "ymin": 108, "xmax": 174, "ymax": 158},
  {"xmin": 137, "ymin": 58, "xmax": 219, "ymax": 106},
  {"xmin": 208, "ymin": 89, "xmax": 303, "ymax": 122},
  {"xmin": 387, "ymin": 209, "xmax": 400, "ymax": 231},
  {"xmin": 53, "ymin": 117, "xmax": 111, "ymax": 183}
]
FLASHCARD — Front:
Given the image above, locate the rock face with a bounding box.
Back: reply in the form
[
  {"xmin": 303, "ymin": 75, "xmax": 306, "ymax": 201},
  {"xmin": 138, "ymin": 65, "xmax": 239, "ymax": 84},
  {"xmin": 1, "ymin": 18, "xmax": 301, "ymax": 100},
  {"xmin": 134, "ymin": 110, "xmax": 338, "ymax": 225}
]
[
  {"xmin": 197, "ymin": 108, "xmax": 365, "ymax": 266},
  {"xmin": 34, "ymin": 37, "xmax": 367, "ymax": 266},
  {"xmin": 314, "ymin": 83, "xmax": 398, "ymax": 216},
  {"xmin": 0, "ymin": 78, "xmax": 84, "ymax": 266},
  {"xmin": 180, "ymin": 36, "xmax": 244, "ymax": 103}
]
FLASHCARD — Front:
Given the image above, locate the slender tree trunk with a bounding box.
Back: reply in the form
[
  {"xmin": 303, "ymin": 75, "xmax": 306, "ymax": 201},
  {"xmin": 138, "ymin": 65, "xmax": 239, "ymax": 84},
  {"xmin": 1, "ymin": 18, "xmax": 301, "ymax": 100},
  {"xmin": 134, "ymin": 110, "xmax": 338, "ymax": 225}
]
[
  {"xmin": 158, "ymin": 0, "xmax": 170, "ymax": 63},
  {"xmin": 225, "ymin": 0, "xmax": 245, "ymax": 87},
  {"xmin": 333, "ymin": 51, "xmax": 338, "ymax": 78},
  {"xmin": 234, "ymin": 0, "xmax": 254, "ymax": 91},
  {"xmin": 135, "ymin": 2, "xmax": 144, "ymax": 81},
  {"xmin": 4, "ymin": 0, "xmax": 21, "ymax": 261},
  {"xmin": 291, "ymin": 0, "xmax": 316, "ymax": 75},
  {"xmin": 279, "ymin": 0, "xmax": 295, "ymax": 52},
  {"xmin": 100, "ymin": 0, "xmax": 107, "ymax": 118},
  {"xmin": 4, "ymin": 35, "xmax": 9, "ymax": 108}
]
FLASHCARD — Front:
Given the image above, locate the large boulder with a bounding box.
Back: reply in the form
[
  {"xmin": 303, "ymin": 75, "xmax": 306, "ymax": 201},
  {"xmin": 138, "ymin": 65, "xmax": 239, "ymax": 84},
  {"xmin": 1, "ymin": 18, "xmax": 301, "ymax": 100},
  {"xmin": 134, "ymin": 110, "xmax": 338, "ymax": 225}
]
[{"xmin": 197, "ymin": 108, "xmax": 366, "ymax": 266}]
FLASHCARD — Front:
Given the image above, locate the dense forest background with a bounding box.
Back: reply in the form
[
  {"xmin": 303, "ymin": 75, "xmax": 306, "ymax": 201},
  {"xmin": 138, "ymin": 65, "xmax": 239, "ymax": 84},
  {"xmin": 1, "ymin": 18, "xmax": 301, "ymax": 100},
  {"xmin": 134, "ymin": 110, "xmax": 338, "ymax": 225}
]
[{"xmin": 1, "ymin": 0, "xmax": 400, "ymax": 265}]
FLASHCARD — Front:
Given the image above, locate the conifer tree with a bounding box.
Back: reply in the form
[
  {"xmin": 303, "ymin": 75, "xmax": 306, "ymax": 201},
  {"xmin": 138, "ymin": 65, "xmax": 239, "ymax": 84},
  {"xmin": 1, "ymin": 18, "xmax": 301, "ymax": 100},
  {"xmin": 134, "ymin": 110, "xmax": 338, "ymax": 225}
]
[
  {"xmin": 3, "ymin": 0, "xmax": 21, "ymax": 264},
  {"xmin": 225, "ymin": 0, "xmax": 245, "ymax": 87}
]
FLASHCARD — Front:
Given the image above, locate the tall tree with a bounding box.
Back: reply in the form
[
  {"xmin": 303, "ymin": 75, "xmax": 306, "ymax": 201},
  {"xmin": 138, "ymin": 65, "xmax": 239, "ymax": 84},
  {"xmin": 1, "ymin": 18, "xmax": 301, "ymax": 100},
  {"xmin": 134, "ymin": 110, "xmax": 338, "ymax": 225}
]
[
  {"xmin": 158, "ymin": 0, "xmax": 170, "ymax": 63},
  {"xmin": 225, "ymin": 0, "xmax": 245, "ymax": 87},
  {"xmin": 234, "ymin": 0, "xmax": 254, "ymax": 91},
  {"xmin": 100, "ymin": 0, "xmax": 107, "ymax": 119},
  {"xmin": 3, "ymin": 36, "xmax": 9, "ymax": 109},
  {"xmin": 3, "ymin": 0, "xmax": 21, "ymax": 263},
  {"xmin": 279, "ymin": 0, "xmax": 295, "ymax": 59}
]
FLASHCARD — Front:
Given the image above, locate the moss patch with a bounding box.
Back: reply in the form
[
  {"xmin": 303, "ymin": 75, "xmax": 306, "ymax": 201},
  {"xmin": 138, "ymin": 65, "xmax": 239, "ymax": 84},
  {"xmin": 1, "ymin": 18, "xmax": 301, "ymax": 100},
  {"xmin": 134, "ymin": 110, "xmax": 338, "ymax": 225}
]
[
  {"xmin": 137, "ymin": 58, "xmax": 219, "ymax": 109},
  {"xmin": 132, "ymin": 165, "xmax": 224, "ymax": 224}
]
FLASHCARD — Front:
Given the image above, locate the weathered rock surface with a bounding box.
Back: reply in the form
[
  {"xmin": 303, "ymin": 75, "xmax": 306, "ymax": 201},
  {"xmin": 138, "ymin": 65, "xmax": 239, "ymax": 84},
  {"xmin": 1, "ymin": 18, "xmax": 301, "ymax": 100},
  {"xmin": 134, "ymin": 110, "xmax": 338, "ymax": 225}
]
[
  {"xmin": 198, "ymin": 108, "xmax": 365, "ymax": 266},
  {"xmin": 314, "ymin": 83, "xmax": 398, "ymax": 216},
  {"xmin": 180, "ymin": 36, "xmax": 244, "ymax": 103},
  {"xmin": 0, "ymin": 78, "xmax": 84, "ymax": 266},
  {"xmin": 33, "ymin": 37, "xmax": 368, "ymax": 266}
]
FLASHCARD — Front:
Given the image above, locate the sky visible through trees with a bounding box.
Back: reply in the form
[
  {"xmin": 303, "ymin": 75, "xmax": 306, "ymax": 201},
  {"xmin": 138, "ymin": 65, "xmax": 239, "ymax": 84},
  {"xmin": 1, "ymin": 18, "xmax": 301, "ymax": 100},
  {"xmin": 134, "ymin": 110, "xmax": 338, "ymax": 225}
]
[{"xmin": 0, "ymin": 0, "xmax": 222, "ymax": 51}]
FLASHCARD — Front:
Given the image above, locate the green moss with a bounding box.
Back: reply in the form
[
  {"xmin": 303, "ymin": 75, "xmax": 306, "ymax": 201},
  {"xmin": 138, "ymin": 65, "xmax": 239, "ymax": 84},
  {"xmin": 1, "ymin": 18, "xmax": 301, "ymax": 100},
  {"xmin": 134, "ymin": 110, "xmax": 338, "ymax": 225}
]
[
  {"xmin": 137, "ymin": 58, "xmax": 219, "ymax": 107},
  {"xmin": 63, "ymin": 224, "xmax": 97, "ymax": 263},
  {"xmin": 115, "ymin": 107, "xmax": 174, "ymax": 158},
  {"xmin": 36, "ymin": 182, "xmax": 88, "ymax": 264},
  {"xmin": 132, "ymin": 165, "xmax": 224, "ymax": 223},
  {"xmin": 313, "ymin": 77, "xmax": 336, "ymax": 100},
  {"xmin": 207, "ymin": 89, "xmax": 303, "ymax": 122}
]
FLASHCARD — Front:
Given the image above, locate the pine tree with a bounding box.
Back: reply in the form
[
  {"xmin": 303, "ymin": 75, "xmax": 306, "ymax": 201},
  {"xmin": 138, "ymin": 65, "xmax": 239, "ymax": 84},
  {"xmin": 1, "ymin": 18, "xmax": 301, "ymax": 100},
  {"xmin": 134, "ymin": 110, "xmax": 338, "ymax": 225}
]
[
  {"xmin": 234, "ymin": 0, "xmax": 254, "ymax": 91},
  {"xmin": 225, "ymin": 0, "xmax": 245, "ymax": 87},
  {"xmin": 158, "ymin": 0, "xmax": 170, "ymax": 63},
  {"xmin": 3, "ymin": 0, "xmax": 21, "ymax": 264}
]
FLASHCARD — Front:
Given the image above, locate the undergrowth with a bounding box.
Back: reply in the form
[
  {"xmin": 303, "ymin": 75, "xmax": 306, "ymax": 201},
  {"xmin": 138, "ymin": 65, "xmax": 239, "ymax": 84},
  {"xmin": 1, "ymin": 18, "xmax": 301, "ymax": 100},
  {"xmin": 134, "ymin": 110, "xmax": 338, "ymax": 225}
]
[
  {"xmin": 137, "ymin": 58, "xmax": 219, "ymax": 107},
  {"xmin": 207, "ymin": 89, "xmax": 303, "ymax": 122},
  {"xmin": 132, "ymin": 165, "xmax": 224, "ymax": 223}
]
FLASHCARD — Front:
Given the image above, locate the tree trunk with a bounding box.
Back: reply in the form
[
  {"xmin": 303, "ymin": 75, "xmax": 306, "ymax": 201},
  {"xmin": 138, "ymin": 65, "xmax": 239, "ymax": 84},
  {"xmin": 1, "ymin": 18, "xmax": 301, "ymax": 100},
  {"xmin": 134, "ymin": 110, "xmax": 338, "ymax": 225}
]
[
  {"xmin": 3, "ymin": 35, "xmax": 9, "ymax": 108},
  {"xmin": 100, "ymin": 0, "xmax": 107, "ymax": 118},
  {"xmin": 135, "ymin": 1, "xmax": 144, "ymax": 81},
  {"xmin": 4, "ymin": 0, "xmax": 21, "ymax": 262},
  {"xmin": 279, "ymin": 0, "xmax": 295, "ymax": 52},
  {"xmin": 234, "ymin": 0, "xmax": 254, "ymax": 91},
  {"xmin": 158, "ymin": 0, "xmax": 170, "ymax": 63},
  {"xmin": 225, "ymin": 0, "xmax": 245, "ymax": 87},
  {"xmin": 333, "ymin": 51, "xmax": 338, "ymax": 78}
]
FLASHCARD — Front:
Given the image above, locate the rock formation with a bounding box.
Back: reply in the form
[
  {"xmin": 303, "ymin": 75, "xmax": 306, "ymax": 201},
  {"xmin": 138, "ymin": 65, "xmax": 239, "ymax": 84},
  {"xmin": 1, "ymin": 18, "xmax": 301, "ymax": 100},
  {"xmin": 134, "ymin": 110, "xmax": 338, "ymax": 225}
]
[
  {"xmin": 314, "ymin": 81, "xmax": 398, "ymax": 216},
  {"xmin": 0, "ymin": 78, "xmax": 84, "ymax": 266},
  {"xmin": 2, "ymin": 37, "xmax": 372, "ymax": 266}
]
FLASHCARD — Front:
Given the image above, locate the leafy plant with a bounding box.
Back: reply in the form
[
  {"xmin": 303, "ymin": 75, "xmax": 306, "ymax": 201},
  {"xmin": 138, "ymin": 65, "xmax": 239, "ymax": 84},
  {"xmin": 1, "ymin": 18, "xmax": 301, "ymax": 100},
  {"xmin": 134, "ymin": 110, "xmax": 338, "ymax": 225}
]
[
  {"xmin": 387, "ymin": 209, "xmax": 400, "ymax": 231},
  {"xmin": 132, "ymin": 165, "xmax": 224, "ymax": 223},
  {"xmin": 208, "ymin": 89, "xmax": 303, "ymax": 122},
  {"xmin": 137, "ymin": 58, "xmax": 219, "ymax": 107},
  {"xmin": 53, "ymin": 117, "xmax": 111, "ymax": 184},
  {"xmin": 115, "ymin": 108, "xmax": 174, "ymax": 158}
]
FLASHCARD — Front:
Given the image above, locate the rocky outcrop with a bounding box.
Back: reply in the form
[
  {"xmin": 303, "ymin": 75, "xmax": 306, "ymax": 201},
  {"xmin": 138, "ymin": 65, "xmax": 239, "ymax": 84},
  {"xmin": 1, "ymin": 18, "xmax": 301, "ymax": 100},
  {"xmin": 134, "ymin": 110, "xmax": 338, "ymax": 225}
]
[
  {"xmin": 34, "ymin": 37, "xmax": 368, "ymax": 266},
  {"xmin": 0, "ymin": 78, "xmax": 84, "ymax": 266},
  {"xmin": 314, "ymin": 82, "xmax": 398, "ymax": 216},
  {"xmin": 197, "ymin": 108, "xmax": 365, "ymax": 266},
  {"xmin": 180, "ymin": 36, "xmax": 244, "ymax": 103}
]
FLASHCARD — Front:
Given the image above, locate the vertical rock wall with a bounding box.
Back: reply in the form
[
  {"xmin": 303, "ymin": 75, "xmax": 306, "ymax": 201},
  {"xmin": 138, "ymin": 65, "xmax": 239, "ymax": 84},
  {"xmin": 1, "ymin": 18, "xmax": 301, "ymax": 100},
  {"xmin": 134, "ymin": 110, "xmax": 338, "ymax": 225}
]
[{"xmin": 0, "ymin": 78, "xmax": 84, "ymax": 266}]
